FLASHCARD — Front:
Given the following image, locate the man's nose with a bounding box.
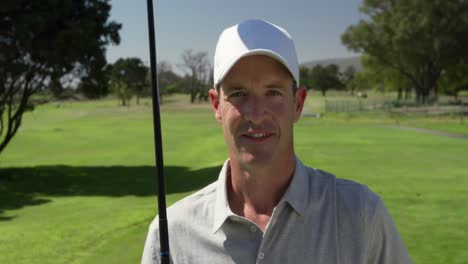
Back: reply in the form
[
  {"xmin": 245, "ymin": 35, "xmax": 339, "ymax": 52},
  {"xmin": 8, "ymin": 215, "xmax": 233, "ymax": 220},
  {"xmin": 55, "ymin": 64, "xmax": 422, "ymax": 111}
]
[{"xmin": 243, "ymin": 95, "xmax": 265, "ymax": 125}]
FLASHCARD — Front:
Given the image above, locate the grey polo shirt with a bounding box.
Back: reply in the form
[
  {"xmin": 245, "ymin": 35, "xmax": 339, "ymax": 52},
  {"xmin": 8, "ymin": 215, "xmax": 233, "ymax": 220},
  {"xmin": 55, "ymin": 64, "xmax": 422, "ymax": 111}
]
[{"xmin": 142, "ymin": 158, "xmax": 411, "ymax": 264}]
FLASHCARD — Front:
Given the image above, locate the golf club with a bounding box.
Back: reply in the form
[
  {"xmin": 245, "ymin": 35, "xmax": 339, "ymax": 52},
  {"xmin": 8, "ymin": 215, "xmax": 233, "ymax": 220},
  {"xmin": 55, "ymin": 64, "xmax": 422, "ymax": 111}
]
[{"xmin": 145, "ymin": 0, "xmax": 170, "ymax": 263}]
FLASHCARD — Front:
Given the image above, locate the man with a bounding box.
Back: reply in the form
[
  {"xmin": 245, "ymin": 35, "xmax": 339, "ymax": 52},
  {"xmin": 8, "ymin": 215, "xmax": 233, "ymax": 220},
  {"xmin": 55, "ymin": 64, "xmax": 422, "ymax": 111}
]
[{"xmin": 142, "ymin": 19, "xmax": 411, "ymax": 264}]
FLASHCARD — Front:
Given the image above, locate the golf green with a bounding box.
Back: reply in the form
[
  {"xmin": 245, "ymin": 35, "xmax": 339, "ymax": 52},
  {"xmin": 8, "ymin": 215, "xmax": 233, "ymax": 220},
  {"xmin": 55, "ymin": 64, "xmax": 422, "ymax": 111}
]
[{"xmin": 0, "ymin": 95, "xmax": 467, "ymax": 263}]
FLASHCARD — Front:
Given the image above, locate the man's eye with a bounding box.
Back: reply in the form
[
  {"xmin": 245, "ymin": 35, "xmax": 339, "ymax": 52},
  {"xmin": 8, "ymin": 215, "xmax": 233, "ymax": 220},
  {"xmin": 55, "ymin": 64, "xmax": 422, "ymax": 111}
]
[
  {"xmin": 229, "ymin": 91, "xmax": 246, "ymax": 98},
  {"xmin": 267, "ymin": 90, "xmax": 282, "ymax": 96}
]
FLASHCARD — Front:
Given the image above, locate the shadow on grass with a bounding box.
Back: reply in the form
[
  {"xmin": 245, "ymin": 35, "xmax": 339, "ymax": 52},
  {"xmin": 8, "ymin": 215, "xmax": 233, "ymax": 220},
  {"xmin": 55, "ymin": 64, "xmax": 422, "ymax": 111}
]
[{"xmin": 0, "ymin": 165, "xmax": 220, "ymax": 221}]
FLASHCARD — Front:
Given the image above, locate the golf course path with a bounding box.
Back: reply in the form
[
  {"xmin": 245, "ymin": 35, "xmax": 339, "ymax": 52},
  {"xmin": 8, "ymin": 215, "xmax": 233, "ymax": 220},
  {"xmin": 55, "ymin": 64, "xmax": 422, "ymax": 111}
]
[{"xmin": 386, "ymin": 125, "xmax": 468, "ymax": 139}]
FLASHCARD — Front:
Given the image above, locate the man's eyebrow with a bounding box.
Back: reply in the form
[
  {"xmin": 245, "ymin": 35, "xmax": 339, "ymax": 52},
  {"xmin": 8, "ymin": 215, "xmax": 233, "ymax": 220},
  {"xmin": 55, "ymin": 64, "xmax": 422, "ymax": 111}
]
[
  {"xmin": 265, "ymin": 83, "xmax": 289, "ymax": 89},
  {"xmin": 223, "ymin": 85, "xmax": 246, "ymax": 92}
]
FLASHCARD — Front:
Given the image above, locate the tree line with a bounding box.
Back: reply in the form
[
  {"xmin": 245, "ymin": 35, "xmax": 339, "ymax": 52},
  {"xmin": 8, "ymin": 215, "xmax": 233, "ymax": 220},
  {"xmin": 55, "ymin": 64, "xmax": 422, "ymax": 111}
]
[
  {"xmin": 300, "ymin": 64, "xmax": 362, "ymax": 97},
  {"xmin": 0, "ymin": 0, "xmax": 120, "ymax": 154},
  {"xmin": 341, "ymin": 0, "xmax": 468, "ymax": 104},
  {"xmin": 1, "ymin": 0, "xmax": 468, "ymax": 156},
  {"xmin": 75, "ymin": 50, "xmax": 212, "ymax": 106},
  {"xmin": 304, "ymin": 0, "xmax": 468, "ymax": 102},
  {"xmin": 0, "ymin": 0, "xmax": 212, "ymax": 156}
]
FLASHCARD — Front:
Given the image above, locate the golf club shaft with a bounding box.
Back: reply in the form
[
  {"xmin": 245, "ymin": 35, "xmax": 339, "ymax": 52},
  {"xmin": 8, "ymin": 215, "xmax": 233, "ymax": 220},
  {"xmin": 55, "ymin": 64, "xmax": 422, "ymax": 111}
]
[{"xmin": 145, "ymin": 0, "xmax": 170, "ymax": 263}]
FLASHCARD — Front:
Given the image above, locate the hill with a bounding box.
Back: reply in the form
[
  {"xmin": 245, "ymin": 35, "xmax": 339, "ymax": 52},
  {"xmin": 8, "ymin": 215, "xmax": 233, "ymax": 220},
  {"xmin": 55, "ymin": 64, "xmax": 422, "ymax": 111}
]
[{"xmin": 301, "ymin": 56, "xmax": 362, "ymax": 72}]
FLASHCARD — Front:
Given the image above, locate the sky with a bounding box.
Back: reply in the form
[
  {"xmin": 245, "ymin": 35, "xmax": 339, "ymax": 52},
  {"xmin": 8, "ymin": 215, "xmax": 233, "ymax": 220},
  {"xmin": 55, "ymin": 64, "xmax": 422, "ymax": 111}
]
[{"xmin": 106, "ymin": 0, "xmax": 363, "ymax": 70}]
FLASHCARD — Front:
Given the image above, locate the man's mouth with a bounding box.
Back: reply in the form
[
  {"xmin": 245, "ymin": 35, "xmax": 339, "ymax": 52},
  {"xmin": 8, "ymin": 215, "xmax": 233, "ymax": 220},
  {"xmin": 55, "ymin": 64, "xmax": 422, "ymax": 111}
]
[
  {"xmin": 242, "ymin": 132, "xmax": 273, "ymax": 141},
  {"xmin": 250, "ymin": 133, "xmax": 268, "ymax": 138}
]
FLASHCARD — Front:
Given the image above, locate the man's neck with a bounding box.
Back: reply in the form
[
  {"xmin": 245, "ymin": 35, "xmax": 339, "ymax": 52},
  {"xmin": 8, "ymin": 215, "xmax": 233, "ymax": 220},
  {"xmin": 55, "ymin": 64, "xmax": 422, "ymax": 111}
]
[{"xmin": 226, "ymin": 154, "xmax": 296, "ymax": 231}]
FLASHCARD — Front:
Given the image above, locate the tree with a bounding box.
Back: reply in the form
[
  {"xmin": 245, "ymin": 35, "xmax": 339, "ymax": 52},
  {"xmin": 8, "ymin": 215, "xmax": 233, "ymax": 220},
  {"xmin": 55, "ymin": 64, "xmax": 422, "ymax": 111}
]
[
  {"xmin": 196, "ymin": 63, "xmax": 211, "ymax": 102},
  {"xmin": 350, "ymin": 72, "xmax": 372, "ymax": 93},
  {"xmin": 309, "ymin": 65, "xmax": 326, "ymax": 96},
  {"xmin": 299, "ymin": 66, "xmax": 311, "ymax": 89},
  {"xmin": 309, "ymin": 64, "xmax": 344, "ymax": 96},
  {"xmin": 439, "ymin": 60, "xmax": 468, "ymax": 101},
  {"xmin": 129, "ymin": 59, "xmax": 148, "ymax": 105},
  {"xmin": 79, "ymin": 54, "xmax": 113, "ymax": 99},
  {"xmin": 342, "ymin": 0, "xmax": 468, "ymax": 104},
  {"xmin": 360, "ymin": 55, "xmax": 412, "ymax": 100},
  {"xmin": 156, "ymin": 61, "xmax": 184, "ymax": 104},
  {"xmin": 325, "ymin": 64, "xmax": 345, "ymax": 91},
  {"xmin": 180, "ymin": 50, "xmax": 210, "ymax": 103},
  {"xmin": 342, "ymin": 65, "xmax": 356, "ymax": 95},
  {"xmin": 0, "ymin": 0, "xmax": 121, "ymax": 154},
  {"xmin": 110, "ymin": 58, "xmax": 148, "ymax": 106}
]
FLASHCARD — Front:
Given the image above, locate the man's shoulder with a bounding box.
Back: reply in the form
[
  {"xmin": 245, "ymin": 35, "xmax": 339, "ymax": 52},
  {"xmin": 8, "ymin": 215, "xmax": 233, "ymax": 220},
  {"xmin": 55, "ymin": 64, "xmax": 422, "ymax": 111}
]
[
  {"xmin": 167, "ymin": 181, "xmax": 218, "ymax": 215},
  {"xmin": 305, "ymin": 166, "xmax": 381, "ymax": 211},
  {"xmin": 147, "ymin": 181, "xmax": 218, "ymax": 233},
  {"xmin": 305, "ymin": 166, "xmax": 383, "ymax": 235}
]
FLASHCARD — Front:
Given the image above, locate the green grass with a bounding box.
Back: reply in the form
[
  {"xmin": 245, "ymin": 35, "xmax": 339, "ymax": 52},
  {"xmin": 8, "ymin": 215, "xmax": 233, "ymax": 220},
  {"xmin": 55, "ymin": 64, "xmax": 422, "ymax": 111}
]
[{"xmin": 0, "ymin": 94, "xmax": 467, "ymax": 263}]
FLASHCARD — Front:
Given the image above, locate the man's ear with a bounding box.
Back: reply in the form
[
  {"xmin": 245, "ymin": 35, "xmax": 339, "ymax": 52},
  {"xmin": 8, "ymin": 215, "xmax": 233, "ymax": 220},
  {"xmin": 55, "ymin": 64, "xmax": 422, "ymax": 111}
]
[
  {"xmin": 294, "ymin": 87, "xmax": 307, "ymax": 122},
  {"xmin": 209, "ymin": 88, "xmax": 222, "ymax": 123}
]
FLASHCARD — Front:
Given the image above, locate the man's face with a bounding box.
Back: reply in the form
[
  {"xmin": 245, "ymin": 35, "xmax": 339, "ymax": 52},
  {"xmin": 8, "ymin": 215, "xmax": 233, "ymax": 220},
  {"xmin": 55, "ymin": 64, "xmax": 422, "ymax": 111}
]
[{"xmin": 209, "ymin": 55, "xmax": 307, "ymax": 169}]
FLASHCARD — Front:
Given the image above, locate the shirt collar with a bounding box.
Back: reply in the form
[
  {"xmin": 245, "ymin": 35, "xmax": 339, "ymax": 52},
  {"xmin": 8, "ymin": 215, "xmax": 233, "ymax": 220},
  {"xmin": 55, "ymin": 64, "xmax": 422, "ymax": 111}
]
[
  {"xmin": 212, "ymin": 157, "xmax": 310, "ymax": 233},
  {"xmin": 280, "ymin": 157, "xmax": 309, "ymax": 216},
  {"xmin": 212, "ymin": 159, "xmax": 234, "ymax": 233}
]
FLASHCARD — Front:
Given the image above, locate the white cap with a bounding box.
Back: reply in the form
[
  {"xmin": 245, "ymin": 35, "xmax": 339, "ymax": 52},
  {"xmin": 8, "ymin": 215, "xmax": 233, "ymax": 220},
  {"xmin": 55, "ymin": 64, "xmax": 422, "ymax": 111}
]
[{"xmin": 214, "ymin": 19, "xmax": 299, "ymax": 88}]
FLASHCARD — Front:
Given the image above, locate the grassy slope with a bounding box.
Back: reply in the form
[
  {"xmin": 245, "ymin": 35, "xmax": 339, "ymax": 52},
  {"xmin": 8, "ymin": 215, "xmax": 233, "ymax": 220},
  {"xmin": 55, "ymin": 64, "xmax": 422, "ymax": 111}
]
[{"xmin": 0, "ymin": 94, "xmax": 467, "ymax": 263}]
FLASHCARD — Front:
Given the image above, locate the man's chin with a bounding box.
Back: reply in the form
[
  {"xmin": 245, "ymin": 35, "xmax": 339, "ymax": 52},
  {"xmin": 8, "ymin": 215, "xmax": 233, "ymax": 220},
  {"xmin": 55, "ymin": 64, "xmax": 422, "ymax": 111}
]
[{"xmin": 238, "ymin": 152, "xmax": 274, "ymax": 167}]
